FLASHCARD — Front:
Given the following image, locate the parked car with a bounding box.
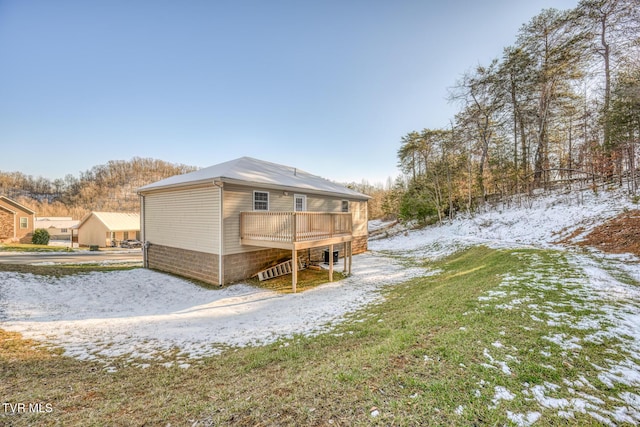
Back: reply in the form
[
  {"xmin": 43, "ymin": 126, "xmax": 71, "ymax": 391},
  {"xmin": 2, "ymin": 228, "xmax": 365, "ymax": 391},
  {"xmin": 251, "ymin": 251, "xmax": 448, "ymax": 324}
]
[{"xmin": 120, "ymin": 239, "xmax": 142, "ymax": 249}]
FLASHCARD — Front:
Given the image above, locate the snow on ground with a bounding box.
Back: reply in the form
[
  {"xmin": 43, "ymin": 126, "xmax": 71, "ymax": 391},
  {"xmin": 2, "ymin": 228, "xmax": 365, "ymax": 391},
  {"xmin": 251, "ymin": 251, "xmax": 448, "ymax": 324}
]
[
  {"xmin": 469, "ymin": 248, "xmax": 640, "ymax": 425},
  {"xmin": 370, "ymin": 187, "xmax": 640, "ymax": 425},
  {"xmin": 0, "ymin": 187, "xmax": 640, "ymax": 369},
  {"xmin": 2, "ymin": 186, "xmax": 640, "ymax": 424},
  {"xmin": 0, "ymin": 187, "xmax": 636, "ymax": 364},
  {"xmin": 372, "ymin": 186, "xmax": 640, "ymax": 426},
  {"xmin": 369, "ymin": 187, "xmax": 635, "ymax": 258},
  {"xmin": 0, "ymin": 252, "xmax": 426, "ymax": 363}
]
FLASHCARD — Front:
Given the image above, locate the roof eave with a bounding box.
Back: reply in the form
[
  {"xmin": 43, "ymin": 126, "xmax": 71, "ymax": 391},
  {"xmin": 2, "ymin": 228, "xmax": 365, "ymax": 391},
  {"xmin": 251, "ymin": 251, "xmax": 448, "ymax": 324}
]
[
  {"xmin": 137, "ymin": 178, "xmax": 218, "ymax": 194},
  {"xmin": 0, "ymin": 196, "xmax": 36, "ymax": 214},
  {"xmin": 137, "ymin": 177, "xmax": 370, "ymax": 200}
]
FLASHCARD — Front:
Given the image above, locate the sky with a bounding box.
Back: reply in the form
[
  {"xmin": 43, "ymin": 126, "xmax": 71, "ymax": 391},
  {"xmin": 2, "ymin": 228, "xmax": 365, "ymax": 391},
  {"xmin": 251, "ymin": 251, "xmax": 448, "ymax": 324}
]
[{"xmin": 0, "ymin": 0, "xmax": 579, "ymax": 186}]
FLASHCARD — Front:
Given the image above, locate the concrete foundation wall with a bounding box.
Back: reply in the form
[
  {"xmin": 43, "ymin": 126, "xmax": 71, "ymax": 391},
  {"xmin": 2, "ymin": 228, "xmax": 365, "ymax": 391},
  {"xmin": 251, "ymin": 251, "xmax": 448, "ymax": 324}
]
[
  {"xmin": 352, "ymin": 235, "xmax": 368, "ymax": 254},
  {"xmin": 222, "ymin": 248, "xmax": 303, "ymax": 284},
  {"xmin": 147, "ymin": 244, "xmax": 219, "ymax": 285},
  {"xmin": 148, "ymin": 236, "xmax": 368, "ymax": 286}
]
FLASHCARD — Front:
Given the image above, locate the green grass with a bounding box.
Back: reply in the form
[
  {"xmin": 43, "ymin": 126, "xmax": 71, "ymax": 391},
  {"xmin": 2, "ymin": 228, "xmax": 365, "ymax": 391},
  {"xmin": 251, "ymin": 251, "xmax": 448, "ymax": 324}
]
[
  {"xmin": 1, "ymin": 246, "xmax": 637, "ymax": 425},
  {"xmin": 246, "ymin": 267, "xmax": 347, "ymax": 293},
  {"xmin": 0, "ymin": 243, "xmax": 76, "ymax": 252}
]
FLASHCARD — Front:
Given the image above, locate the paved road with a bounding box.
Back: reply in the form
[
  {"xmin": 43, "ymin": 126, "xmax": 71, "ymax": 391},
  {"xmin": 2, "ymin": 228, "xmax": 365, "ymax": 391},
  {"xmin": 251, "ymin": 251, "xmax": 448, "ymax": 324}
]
[{"xmin": 0, "ymin": 250, "xmax": 143, "ymax": 265}]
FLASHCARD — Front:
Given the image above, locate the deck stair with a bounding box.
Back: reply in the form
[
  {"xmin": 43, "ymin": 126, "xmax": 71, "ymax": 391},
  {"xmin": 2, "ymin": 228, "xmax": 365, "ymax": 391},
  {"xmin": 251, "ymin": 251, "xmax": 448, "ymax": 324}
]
[{"xmin": 255, "ymin": 258, "xmax": 305, "ymax": 281}]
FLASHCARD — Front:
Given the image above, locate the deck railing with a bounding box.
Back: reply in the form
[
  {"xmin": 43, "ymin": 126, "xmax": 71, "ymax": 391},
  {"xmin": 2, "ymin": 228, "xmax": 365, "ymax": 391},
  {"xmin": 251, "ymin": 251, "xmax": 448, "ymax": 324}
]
[{"xmin": 240, "ymin": 212, "xmax": 352, "ymax": 244}]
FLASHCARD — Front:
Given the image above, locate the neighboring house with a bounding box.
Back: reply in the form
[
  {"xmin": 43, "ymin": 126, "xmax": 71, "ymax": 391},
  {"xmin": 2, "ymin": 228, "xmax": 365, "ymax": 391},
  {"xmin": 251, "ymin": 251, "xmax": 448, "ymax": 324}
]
[
  {"xmin": 0, "ymin": 196, "xmax": 36, "ymax": 243},
  {"xmin": 34, "ymin": 217, "xmax": 80, "ymax": 240},
  {"xmin": 137, "ymin": 157, "xmax": 370, "ymax": 288},
  {"xmin": 76, "ymin": 212, "xmax": 140, "ymax": 247}
]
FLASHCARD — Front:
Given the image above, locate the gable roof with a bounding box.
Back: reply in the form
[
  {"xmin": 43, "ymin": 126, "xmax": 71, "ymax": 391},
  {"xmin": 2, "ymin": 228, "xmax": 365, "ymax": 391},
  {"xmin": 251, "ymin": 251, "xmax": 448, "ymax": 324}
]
[
  {"xmin": 0, "ymin": 196, "xmax": 36, "ymax": 214},
  {"xmin": 137, "ymin": 157, "xmax": 370, "ymax": 200},
  {"xmin": 78, "ymin": 212, "xmax": 140, "ymax": 231}
]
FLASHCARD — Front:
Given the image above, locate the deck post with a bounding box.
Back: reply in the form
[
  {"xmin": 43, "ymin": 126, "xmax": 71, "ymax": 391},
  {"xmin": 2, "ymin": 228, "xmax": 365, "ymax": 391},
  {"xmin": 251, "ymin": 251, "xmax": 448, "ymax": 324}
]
[
  {"xmin": 329, "ymin": 243, "xmax": 334, "ymax": 282},
  {"xmin": 348, "ymin": 241, "xmax": 352, "ymax": 275},
  {"xmin": 292, "ymin": 248, "xmax": 297, "ymax": 293},
  {"xmin": 343, "ymin": 242, "xmax": 347, "ymax": 273},
  {"xmin": 292, "ymin": 213, "xmax": 297, "ymax": 293}
]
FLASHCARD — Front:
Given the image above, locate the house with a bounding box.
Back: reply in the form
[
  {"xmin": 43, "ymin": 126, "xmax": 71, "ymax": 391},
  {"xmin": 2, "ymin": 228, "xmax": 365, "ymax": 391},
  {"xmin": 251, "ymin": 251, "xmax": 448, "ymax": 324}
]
[
  {"xmin": 137, "ymin": 157, "xmax": 370, "ymax": 289},
  {"xmin": 34, "ymin": 217, "xmax": 80, "ymax": 241},
  {"xmin": 76, "ymin": 212, "xmax": 140, "ymax": 247},
  {"xmin": 0, "ymin": 196, "xmax": 36, "ymax": 243}
]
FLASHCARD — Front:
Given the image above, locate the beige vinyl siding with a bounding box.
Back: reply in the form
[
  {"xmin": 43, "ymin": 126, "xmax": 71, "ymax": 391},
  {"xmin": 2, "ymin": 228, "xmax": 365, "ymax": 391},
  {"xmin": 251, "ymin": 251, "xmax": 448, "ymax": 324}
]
[
  {"xmin": 78, "ymin": 215, "xmax": 108, "ymax": 247},
  {"xmin": 306, "ymin": 195, "xmax": 341, "ymax": 212},
  {"xmin": 223, "ymin": 184, "xmax": 293, "ymax": 255},
  {"xmin": 223, "ymin": 184, "xmax": 368, "ymax": 255},
  {"xmin": 145, "ymin": 186, "xmax": 219, "ymax": 254},
  {"xmin": 350, "ymin": 200, "xmax": 368, "ymax": 237},
  {"xmin": 305, "ymin": 196, "xmax": 367, "ymax": 237}
]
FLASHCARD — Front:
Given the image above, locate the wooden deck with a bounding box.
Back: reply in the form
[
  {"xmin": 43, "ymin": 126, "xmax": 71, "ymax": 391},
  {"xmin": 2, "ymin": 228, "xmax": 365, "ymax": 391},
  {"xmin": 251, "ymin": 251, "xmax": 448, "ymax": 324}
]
[
  {"xmin": 240, "ymin": 211, "xmax": 353, "ymax": 250},
  {"xmin": 240, "ymin": 211, "xmax": 354, "ymax": 292}
]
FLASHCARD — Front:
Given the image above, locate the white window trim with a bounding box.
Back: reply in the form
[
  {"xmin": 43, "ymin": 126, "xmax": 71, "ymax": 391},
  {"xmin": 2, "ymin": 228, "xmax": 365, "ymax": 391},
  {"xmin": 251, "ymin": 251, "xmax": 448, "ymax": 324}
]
[
  {"xmin": 253, "ymin": 190, "xmax": 270, "ymax": 211},
  {"xmin": 294, "ymin": 194, "xmax": 307, "ymax": 212},
  {"xmin": 341, "ymin": 200, "xmax": 350, "ymax": 213},
  {"xmin": 19, "ymin": 217, "xmax": 28, "ymax": 229}
]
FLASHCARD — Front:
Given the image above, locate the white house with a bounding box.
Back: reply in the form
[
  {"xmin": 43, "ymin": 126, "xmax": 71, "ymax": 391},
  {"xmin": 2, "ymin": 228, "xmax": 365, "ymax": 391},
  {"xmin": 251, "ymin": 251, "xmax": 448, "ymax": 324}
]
[
  {"xmin": 34, "ymin": 217, "xmax": 79, "ymax": 241},
  {"xmin": 137, "ymin": 157, "xmax": 370, "ymax": 289}
]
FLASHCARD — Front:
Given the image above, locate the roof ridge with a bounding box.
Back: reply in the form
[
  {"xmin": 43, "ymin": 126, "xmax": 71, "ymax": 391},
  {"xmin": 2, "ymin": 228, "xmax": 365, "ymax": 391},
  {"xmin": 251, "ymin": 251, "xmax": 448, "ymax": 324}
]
[{"xmin": 137, "ymin": 156, "xmax": 369, "ymax": 199}]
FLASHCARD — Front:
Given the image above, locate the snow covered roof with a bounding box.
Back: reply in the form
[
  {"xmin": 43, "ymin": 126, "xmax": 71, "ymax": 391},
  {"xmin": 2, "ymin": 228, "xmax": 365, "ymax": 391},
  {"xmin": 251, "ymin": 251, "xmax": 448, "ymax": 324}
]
[
  {"xmin": 78, "ymin": 212, "xmax": 140, "ymax": 231},
  {"xmin": 137, "ymin": 157, "xmax": 370, "ymax": 200},
  {"xmin": 35, "ymin": 218, "xmax": 79, "ymax": 229},
  {"xmin": 36, "ymin": 216, "xmax": 73, "ymax": 221}
]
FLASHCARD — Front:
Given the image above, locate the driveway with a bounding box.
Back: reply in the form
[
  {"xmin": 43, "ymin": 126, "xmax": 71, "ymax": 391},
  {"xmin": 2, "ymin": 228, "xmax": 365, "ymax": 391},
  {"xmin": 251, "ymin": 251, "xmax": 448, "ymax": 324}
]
[{"xmin": 0, "ymin": 250, "xmax": 142, "ymax": 265}]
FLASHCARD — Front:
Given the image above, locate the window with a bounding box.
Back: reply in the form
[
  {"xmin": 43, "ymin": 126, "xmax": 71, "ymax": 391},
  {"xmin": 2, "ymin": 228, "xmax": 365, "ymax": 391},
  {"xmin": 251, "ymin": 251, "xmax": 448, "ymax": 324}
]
[
  {"xmin": 341, "ymin": 200, "xmax": 349, "ymax": 212},
  {"xmin": 124, "ymin": 231, "xmax": 129, "ymax": 240},
  {"xmin": 20, "ymin": 217, "xmax": 28, "ymax": 229},
  {"xmin": 60, "ymin": 228, "xmax": 68, "ymax": 233},
  {"xmin": 253, "ymin": 191, "xmax": 269, "ymax": 211},
  {"xmin": 294, "ymin": 194, "xmax": 306, "ymax": 212}
]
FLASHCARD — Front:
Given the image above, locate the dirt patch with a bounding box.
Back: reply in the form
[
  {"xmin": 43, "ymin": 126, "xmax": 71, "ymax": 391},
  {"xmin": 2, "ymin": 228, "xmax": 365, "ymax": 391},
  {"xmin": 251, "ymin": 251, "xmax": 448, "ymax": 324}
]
[{"xmin": 576, "ymin": 209, "xmax": 640, "ymax": 256}]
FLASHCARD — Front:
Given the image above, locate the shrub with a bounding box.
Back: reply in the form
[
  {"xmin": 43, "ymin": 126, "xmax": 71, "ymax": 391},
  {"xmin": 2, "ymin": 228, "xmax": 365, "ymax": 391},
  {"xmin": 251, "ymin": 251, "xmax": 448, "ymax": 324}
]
[{"xmin": 32, "ymin": 228, "xmax": 50, "ymax": 245}]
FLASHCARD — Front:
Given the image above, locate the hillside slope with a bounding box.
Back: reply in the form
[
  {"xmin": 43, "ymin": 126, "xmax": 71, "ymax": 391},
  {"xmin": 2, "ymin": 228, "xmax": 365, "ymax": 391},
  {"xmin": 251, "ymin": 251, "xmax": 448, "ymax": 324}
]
[
  {"xmin": 370, "ymin": 187, "xmax": 638, "ymax": 259},
  {"xmin": 573, "ymin": 209, "xmax": 640, "ymax": 256},
  {"xmin": 0, "ymin": 158, "xmax": 197, "ymax": 218}
]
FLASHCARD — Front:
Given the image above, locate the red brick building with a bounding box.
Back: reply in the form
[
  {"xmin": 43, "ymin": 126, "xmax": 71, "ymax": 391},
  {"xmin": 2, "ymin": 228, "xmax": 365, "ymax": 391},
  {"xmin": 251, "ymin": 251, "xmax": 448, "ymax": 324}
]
[{"xmin": 0, "ymin": 196, "xmax": 36, "ymax": 243}]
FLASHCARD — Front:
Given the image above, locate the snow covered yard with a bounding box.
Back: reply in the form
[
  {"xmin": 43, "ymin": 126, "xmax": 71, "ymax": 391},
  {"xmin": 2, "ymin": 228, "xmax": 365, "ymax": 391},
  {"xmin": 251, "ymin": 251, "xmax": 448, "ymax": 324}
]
[
  {"xmin": 365, "ymin": 188, "xmax": 640, "ymax": 426},
  {"xmin": 2, "ymin": 187, "xmax": 640, "ymax": 426},
  {"xmin": 0, "ymin": 251, "xmax": 426, "ymax": 366},
  {"xmin": 463, "ymin": 249, "xmax": 640, "ymax": 426},
  {"xmin": 369, "ymin": 187, "xmax": 636, "ymax": 259}
]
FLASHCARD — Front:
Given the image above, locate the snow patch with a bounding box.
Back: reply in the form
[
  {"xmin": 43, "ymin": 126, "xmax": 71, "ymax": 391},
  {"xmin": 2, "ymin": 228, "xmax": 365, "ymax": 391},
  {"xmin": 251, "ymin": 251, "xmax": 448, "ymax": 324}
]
[{"xmin": 0, "ymin": 252, "xmax": 426, "ymax": 362}]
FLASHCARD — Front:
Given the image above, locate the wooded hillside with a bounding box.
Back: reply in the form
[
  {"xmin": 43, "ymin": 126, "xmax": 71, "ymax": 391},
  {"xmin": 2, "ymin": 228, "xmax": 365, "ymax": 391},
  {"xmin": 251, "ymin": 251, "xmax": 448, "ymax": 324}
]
[
  {"xmin": 0, "ymin": 158, "xmax": 197, "ymax": 219},
  {"xmin": 391, "ymin": 0, "xmax": 640, "ymax": 223},
  {"xmin": 0, "ymin": 159, "xmax": 391, "ymax": 220}
]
